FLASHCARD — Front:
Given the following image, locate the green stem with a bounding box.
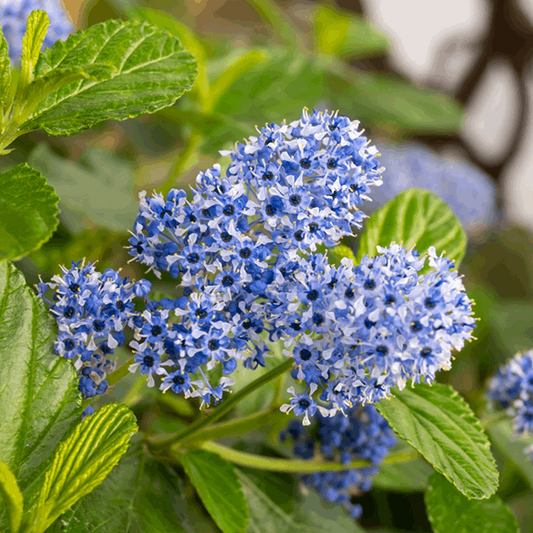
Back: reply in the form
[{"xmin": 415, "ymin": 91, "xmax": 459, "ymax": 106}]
[
  {"xmin": 159, "ymin": 131, "xmax": 203, "ymax": 197},
  {"xmin": 149, "ymin": 358, "xmax": 293, "ymax": 450},
  {"xmin": 181, "ymin": 407, "xmax": 279, "ymax": 445},
  {"xmin": 189, "ymin": 441, "xmax": 418, "ymax": 473}
]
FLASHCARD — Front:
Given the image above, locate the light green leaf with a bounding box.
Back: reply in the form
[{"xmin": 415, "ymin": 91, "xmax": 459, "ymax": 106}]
[
  {"xmin": 315, "ymin": 5, "xmax": 389, "ymax": 57},
  {"xmin": 26, "ymin": 404, "xmax": 137, "ymax": 533},
  {"xmin": 181, "ymin": 449, "xmax": 249, "ymax": 533},
  {"xmin": 28, "ymin": 144, "xmax": 138, "ymax": 233},
  {"xmin": 376, "ymin": 383, "xmax": 498, "ymax": 499},
  {"xmin": 318, "ymin": 244, "xmax": 355, "ymax": 267},
  {"xmin": 21, "ymin": 19, "xmax": 197, "ymax": 136},
  {"xmin": 0, "ymin": 25, "xmax": 12, "ymax": 123},
  {"xmin": 20, "ymin": 10, "xmax": 50, "ymax": 89},
  {"xmin": 238, "ymin": 471, "xmax": 365, "ymax": 533},
  {"xmin": 487, "ymin": 420, "xmax": 533, "ymax": 491},
  {"xmin": 425, "ymin": 473, "xmax": 519, "ymax": 533},
  {"xmin": 372, "ymin": 456, "xmax": 433, "ymax": 492},
  {"xmin": 0, "ymin": 163, "xmax": 59, "ymax": 261},
  {"xmin": 0, "ymin": 262, "xmax": 81, "ymax": 516},
  {"xmin": 48, "ymin": 442, "xmax": 217, "ymax": 533},
  {"xmin": 0, "ymin": 461, "xmax": 23, "ymax": 533},
  {"xmin": 356, "ymin": 188, "xmax": 467, "ymax": 267}
]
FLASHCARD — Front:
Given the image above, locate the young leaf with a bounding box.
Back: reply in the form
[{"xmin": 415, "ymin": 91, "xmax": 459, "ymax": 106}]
[
  {"xmin": 181, "ymin": 449, "xmax": 249, "ymax": 533},
  {"xmin": 314, "ymin": 5, "xmax": 389, "ymax": 58},
  {"xmin": 0, "ymin": 26, "xmax": 12, "ymax": 124},
  {"xmin": 20, "ymin": 11, "xmax": 50, "ymax": 89},
  {"xmin": 376, "ymin": 383, "xmax": 498, "ymax": 499},
  {"xmin": 425, "ymin": 473, "xmax": 519, "ymax": 533},
  {"xmin": 48, "ymin": 442, "xmax": 218, "ymax": 533},
  {"xmin": 26, "ymin": 403, "xmax": 137, "ymax": 533},
  {"xmin": 0, "ymin": 461, "xmax": 23, "ymax": 533},
  {"xmin": 20, "ymin": 19, "xmax": 198, "ymax": 136},
  {"xmin": 0, "ymin": 262, "xmax": 81, "ymax": 502},
  {"xmin": 356, "ymin": 188, "xmax": 467, "ymax": 267},
  {"xmin": 0, "ymin": 163, "xmax": 59, "ymax": 261}
]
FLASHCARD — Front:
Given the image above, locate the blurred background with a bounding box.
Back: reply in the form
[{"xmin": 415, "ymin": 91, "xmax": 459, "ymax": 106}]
[{"xmin": 7, "ymin": 0, "xmax": 533, "ymax": 530}]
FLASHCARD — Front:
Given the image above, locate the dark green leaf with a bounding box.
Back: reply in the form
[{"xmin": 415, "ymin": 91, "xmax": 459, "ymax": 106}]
[
  {"xmin": 28, "ymin": 144, "xmax": 138, "ymax": 233},
  {"xmin": 0, "ymin": 163, "xmax": 59, "ymax": 261},
  {"xmin": 0, "ymin": 261, "xmax": 81, "ymax": 500},
  {"xmin": 26, "ymin": 404, "xmax": 137, "ymax": 533},
  {"xmin": 356, "ymin": 188, "xmax": 467, "ymax": 268},
  {"xmin": 487, "ymin": 420, "xmax": 533, "ymax": 491},
  {"xmin": 181, "ymin": 449, "xmax": 248, "ymax": 533},
  {"xmin": 238, "ymin": 471, "xmax": 365, "ymax": 533},
  {"xmin": 372, "ymin": 456, "xmax": 433, "ymax": 492},
  {"xmin": 0, "ymin": 461, "xmax": 23, "ymax": 533},
  {"xmin": 48, "ymin": 441, "xmax": 218, "ymax": 533},
  {"xmin": 21, "ymin": 19, "xmax": 197, "ymax": 136},
  {"xmin": 425, "ymin": 473, "xmax": 519, "ymax": 533},
  {"xmin": 377, "ymin": 383, "xmax": 498, "ymax": 499},
  {"xmin": 326, "ymin": 64, "xmax": 464, "ymax": 135},
  {"xmin": 20, "ymin": 10, "xmax": 49, "ymax": 88}
]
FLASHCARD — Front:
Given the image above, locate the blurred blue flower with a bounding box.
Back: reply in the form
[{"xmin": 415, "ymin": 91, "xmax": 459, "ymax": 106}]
[
  {"xmin": 0, "ymin": 0, "xmax": 74, "ymax": 63},
  {"xmin": 372, "ymin": 143, "xmax": 497, "ymax": 231},
  {"xmin": 280, "ymin": 404, "xmax": 396, "ymax": 518}
]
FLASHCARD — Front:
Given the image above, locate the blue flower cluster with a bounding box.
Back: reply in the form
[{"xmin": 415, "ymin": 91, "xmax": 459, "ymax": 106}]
[
  {"xmin": 126, "ymin": 109, "xmax": 385, "ymax": 407},
  {"xmin": 488, "ymin": 350, "xmax": 533, "ymax": 459},
  {"xmin": 126, "ymin": 109, "xmax": 476, "ymax": 421},
  {"xmin": 0, "ymin": 0, "xmax": 74, "ymax": 62},
  {"xmin": 280, "ymin": 404, "xmax": 396, "ymax": 518},
  {"xmin": 371, "ymin": 143, "xmax": 497, "ymax": 232},
  {"xmin": 37, "ymin": 260, "xmax": 148, "ymax": 403},
  {"xmin": 277, "ymin": 244, "xmax": 475, "ymax": 423}
]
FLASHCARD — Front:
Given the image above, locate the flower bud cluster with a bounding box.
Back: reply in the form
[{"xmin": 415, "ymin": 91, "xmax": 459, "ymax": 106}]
[
  {"xmin": 280, "ymin": 405, "xmax": 396, "ymax": 518},
  {"xmin": 488, "ymin": 350, "xmax": 533, "ymax": 458}
]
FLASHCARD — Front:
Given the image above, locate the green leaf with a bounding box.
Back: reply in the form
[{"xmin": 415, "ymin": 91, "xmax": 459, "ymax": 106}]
[
  {"xmin": 20, "ymin": 11, "xmax": 50, "ymax": 88},
  {"xmin": 372, "ymin": 456, "xmax": 433, "ymax": 492},
  {"xmin": 21, "ymin": 19, "xmax": 197, "ymax": 136},
  {"xmin": 425, "ymin": 473, "xmax": 519, "ymax": 533},
  {"xmin": 315, "ymin": 5, "xmax": 389, "ymax": 58},
  {"xmin": 130, "ymin": 8, "xmax": 209, "ymax": 103},
  {"xmin": 325, "ymin": 64, "xmax": 464, "ymax": 135},
  {"xmin": 0, "ymin": 163, "xmax": 59, "ymax": 261},
  {"xmin": 181, "ymin": 449, "xmax": 249, "ymax": 533},
  {"xmin": 356, "ymin": 188, "xmax": 467, "ymax": 267},
  {"xmin": 376, "ymin": 383, "xmax": 498, "ymax": 499},
  {"xmin": 26, "ymin": 404, "xmax": 137, "ymax": 533},
  {"xmin": 28, "ymin": 144, "xmax": 138, "ymax": 233},
  {"xmin": 487, "ymin": 420, "xmax": 533, "ymax": 491},
  {"xmin": 0, "ymin": 26, "xmax": 12, "ymax": 123},
  {"xmin": 47, "ymin": 441, "xmax": 218, "ymax": 533},
  {"xmin": 0, "ymin": 461, "xmax": 23, "ymax": 533},
  {"xmin": 238, "ymin": 471, "xmax": 365, "ymax": 533},
  {"xmin": 212, "ymin": 51, "xmax": 326, "ymax": 126},
  {"xmin": 0, "ymin": 261, "xmax": 81, "ymax": 505}
]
